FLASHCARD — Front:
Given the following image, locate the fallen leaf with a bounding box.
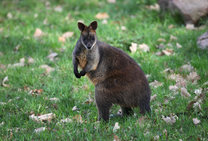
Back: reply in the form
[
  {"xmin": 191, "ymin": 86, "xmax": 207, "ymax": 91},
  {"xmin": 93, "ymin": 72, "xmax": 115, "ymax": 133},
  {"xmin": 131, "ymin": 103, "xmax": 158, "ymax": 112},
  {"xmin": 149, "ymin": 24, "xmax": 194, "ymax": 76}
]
[
  {"xmin": 168, "ymin": 24, "xmax": 174, "ymax": 29},
  {"xmin": 193, "ymin": 118, "xmax": 200, "ymax": 125},
  {"xmin": 0, "ymin": 122, "xmax": 4, "ymax": 127},
  {"xmin": 8, "ymin": 58, "xmax": 25, "ymax": 68},
  {"xmin": 176, "ymin": 43, "xmax": 182, "ymax": 48},
  {"xmin": 29, "ymin": 113, "xmax": 55, "ymax": 123},
  {"xmin": 95, "ymin": 12, "xmax": 109, "ymax": 19},
  {"xmin": 170, "ymin": 35, "xmax": 177, "ymax": 41},
  {"xmin": 129, "ymin": 42, "xmax": 137, "ymax": 53},
  {"xmin": 34, "ymin": 28, "xmax": 44, "ymax": 38},
  {"xmin": 0, "ymin": 28, "xmax": 4, "ymax": 32},
  {"xmin": 162, "ymin": 115, "xmax": 178, "ymax": 125},
  {"xmin": 150, "ymin": 94, "xmax": 157, "ymax": 102},
  {"xmin": 180, "ymin": 64, "xmax": 194, "ymax": 72},
  {"xmin": 45, "ymin": 1, "xmax": 50, "ymax": 7},
  {"xmin": 34, "ymin": 127, "xmax": 46, "ymax": 133},
  {"xmin": 58, "ymin": 36, "xmax": 65, "ymax": 43},
  {"xmin": 164, "ymin": 97, "xmax": 170, "ymax": 104},
  {"xmin": 73, "ymin": 115, "xmax": 83, "ymax": 123},
  {"xmin": 84, "ymin": 96, "xmax": 94, "ymax": 104},
  {"xmin": 47, "ymin": 52, "xmax": 58, "ymax": 61},
  {"xmin": 113, "ymin": 122, "xmax": 120, "ymax": 132},
  {"xmin": 168, "ymin": 74, "xmax": 182, "ymax": 81},
  {"xmin": 60, "ymin": 118, "xmax": 72, "ymax": 123},
  {"xmin": 193, "ymin": 101, "xmax": 202, "ymax": 110},
  {"xmin": 113, "ymin": 135, "xmax": 120, "ymax": 141},
  {"xmin": 155, "ymin": 51, "xmax": 163, "ymax": 56},
  {"xmin": 168, "ymin": 73, "xmax": 186, "ymax": 87},
  {"xmin": 167, "ymin": 43, "xmax": 173, "ymax": 47},
  {"xmin": 144, "ymin": 131, "xmax": 150, "ymax": 136},
  {"xmin": 49, "ymin": 97, "xmax": 60, "ymax": 103},
  {"xmin": 14, "ymin": 44, "xmax": 21, "ymax": 52},
  {"xmin": 149, "ymin": 80, "xmax": 163, "ymax": 88},
  {"xmin": 169, "ymin": 85, "xmax": 178, "ymax": 92},
  {"xmin": 0, "ymin": 102, "xmax": 7, "ymax": 105},
  {"xmin": 186, "ymin": 24, "xmax": 195, "ymax": 30},
  {"xmin": 194, "ymin": 88, "xmax": 202, "ymax": 95},
  {"xmin": 162, "ymin": 49, "xmax": 173, "ymax": 56},
  {"xmin": 24, "ymin": 86, "xmax": 30, "ymax": 92},
  {"xmin": 2, "ymin": 76, "xmax": 10, "ymax": 87},
  {"xmin": 203, "ymin": 81, "xmax": 208, "ymax": 86},
  {"xmin": 154, "ymin": 135, "xmax": 160, "ymax": 140},
  {"xmin": 146, "ymin": 74, "xmax": 151, "ymax": 79},
  {"xmin": 34, "ymin": 13, "xmax": 38, "ymax": 18},
  {"xmin": 28, "ymin": 89, "xmax": 43, "ymax": 96},
  {"xmin": 157, "ymin": 38, "xmax": 166, "ymax": 42},
  {"xmin": 121, "ymin": 26, "xmax": 126, "ymax": 31},
  {"xmin": 156, "ymin": 43, "xmax": 165, "ymax": 49},
  {"xmin": 181, "ymin": 87, "xmax": 191, "ymax": 98},
  {"xmin": 28, "ymin": 57, "xmax": 35, "ymax": 64},
  {"xmin": 107, "ymin": 0, "xmax": 116, "ymax": 3},
  {"xmin": 163, "ymin": 68, "xmax": 174, "ymax": 73},
  {"xmin": 40, "ymin": 65, "xmax": 55, "ymax": 74},
  {"xmin": 43, "ymin": 18, "xmax": 48, "ymax": 25},
  {"xmin": 187, "ymin": 93, "xmax": 205, "ymax": 111},
  {"xmin": 7, "ymin": 12, "xmax": 13, "ymax": 19},
  {"xmin": 72, "ymin": 106, "xmax": 78, "ymax": 111},
  {"xmin": 102, "ymin": 19, "xmax": 108, "ymax": 24},
  {"xmin": 139, "ymin": 43, "xmax": 150, "ymax": 52},
  {"xmin": 54, "ymin": 5, "xmax": 63, "ymax": 12},
  {"xmin": 163, "ymin": 129, "xmax": 168, "ymax": 138},
  {"xmin": 58, "ymin": 32, "xmax": 74, "ymax": 43},
  {"xmin": 56, "ymin": 118, "xmax": 72, "ymax": 125},
  {"xmin": 187, "ymin": 72, "xmax": 200, "ymax": 83},
  {"xmin": 146, "ymin": 4, "xmax": 160, "ymax": 11}
]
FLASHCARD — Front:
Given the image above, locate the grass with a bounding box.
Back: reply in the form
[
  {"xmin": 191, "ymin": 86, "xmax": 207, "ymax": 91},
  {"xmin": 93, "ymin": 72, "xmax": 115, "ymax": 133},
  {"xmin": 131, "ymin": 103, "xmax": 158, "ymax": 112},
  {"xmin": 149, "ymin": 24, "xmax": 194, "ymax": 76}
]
[{"xmin": 0, "ymin": 0, "xmax": 208, "ymax": 140}]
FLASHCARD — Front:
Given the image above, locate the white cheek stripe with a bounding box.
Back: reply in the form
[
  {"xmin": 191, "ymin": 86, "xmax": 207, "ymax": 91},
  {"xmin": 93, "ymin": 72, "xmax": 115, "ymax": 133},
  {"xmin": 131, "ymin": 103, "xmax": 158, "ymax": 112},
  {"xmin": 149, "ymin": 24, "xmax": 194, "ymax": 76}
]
[{"xmin": 81, "ymin": 36, "xmax": 97, "ymax": 50}]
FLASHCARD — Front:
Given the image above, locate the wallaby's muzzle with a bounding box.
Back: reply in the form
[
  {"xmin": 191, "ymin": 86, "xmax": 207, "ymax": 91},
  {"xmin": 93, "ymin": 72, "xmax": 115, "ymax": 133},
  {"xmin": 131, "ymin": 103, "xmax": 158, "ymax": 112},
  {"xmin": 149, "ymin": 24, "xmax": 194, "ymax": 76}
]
[{"xmin": 81, "ymin": 36, "xmax": 97, "ymax": 50}]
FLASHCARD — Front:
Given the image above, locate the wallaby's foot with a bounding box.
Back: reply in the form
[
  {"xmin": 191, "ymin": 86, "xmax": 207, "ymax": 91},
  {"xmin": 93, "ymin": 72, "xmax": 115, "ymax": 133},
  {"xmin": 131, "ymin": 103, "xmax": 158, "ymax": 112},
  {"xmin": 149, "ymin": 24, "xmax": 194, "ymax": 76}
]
[{"xmin": 74, "ymin": 72, "xmax": 81, "ymax": 78}]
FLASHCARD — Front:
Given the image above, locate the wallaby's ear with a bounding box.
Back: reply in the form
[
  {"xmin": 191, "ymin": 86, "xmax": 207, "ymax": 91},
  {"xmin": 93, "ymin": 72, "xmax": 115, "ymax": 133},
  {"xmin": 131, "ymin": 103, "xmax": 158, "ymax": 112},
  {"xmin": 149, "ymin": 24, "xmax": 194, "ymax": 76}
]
[
  {"xmin": 90, "ymin": 21, "xmax": 97, "ymax": 30},
  {"xmin": 78, "ymin": 22, "xmax": 86, "ymax": 32}
]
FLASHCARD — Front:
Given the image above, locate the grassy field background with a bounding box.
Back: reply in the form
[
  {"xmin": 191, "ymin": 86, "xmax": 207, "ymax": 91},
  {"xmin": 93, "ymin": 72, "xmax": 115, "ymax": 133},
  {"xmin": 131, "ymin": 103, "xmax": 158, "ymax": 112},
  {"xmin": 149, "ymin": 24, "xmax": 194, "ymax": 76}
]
[{"xmin": 0, "ymin": 0, "xmax": 208, "ymax": 140}]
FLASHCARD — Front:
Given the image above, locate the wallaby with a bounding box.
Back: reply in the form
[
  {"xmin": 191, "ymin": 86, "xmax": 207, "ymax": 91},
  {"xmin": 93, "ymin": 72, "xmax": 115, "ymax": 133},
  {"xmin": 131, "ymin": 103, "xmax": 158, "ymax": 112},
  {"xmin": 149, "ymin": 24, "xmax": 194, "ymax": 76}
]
[{"xmin": 73, "ymin": 21, "xmax": 151, "ymax": 121}]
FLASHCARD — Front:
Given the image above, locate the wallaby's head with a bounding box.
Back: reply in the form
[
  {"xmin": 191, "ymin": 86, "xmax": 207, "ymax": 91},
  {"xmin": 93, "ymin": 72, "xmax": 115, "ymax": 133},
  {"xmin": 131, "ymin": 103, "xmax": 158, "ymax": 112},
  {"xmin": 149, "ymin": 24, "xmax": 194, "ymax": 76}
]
[{"xmin": 78, "ymin": 21, "xmax": 97, "ymax": 50}]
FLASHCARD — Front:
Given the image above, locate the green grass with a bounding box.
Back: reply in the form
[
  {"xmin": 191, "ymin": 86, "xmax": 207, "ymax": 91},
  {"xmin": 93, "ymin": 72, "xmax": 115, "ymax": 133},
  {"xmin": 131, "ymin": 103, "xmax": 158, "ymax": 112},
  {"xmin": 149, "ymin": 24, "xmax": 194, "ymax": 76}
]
[{"xmin": 0, "ymin": 0, "xmax": 208, "ymax": 140}]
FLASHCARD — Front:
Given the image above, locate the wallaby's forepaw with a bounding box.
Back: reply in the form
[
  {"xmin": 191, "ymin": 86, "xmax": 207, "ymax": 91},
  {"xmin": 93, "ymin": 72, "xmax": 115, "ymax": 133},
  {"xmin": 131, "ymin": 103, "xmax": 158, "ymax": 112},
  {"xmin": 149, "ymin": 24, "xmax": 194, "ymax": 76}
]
[
  {"xmin": 80, "ymin": 70, "xmax": 86, "ymax": 76},
  {"xmin": 74, "ymin": 72, "xmax": 81, "ymax": 78}
]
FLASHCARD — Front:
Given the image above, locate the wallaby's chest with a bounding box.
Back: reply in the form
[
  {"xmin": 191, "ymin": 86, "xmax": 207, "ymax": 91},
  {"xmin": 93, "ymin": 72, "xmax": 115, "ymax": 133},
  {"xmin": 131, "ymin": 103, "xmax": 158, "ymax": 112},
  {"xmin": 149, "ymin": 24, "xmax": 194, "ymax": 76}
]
[{"xmin": 77, "ymin": 50, "xmax": 87, "ymax": 69}]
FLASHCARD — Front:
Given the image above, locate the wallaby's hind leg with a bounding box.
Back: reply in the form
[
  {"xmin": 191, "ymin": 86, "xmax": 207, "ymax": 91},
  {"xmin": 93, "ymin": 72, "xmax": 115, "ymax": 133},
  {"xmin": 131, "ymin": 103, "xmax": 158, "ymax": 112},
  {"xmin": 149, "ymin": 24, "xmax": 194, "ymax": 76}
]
[
  {"xmin": 121, "ymin": 106, "xmax": 134, "ymax": 117},
  {"xmin": 95, "ymin": 90, "xmax": 112, "ymax": 121},
  {"xmin": 139, "ymin": 99, "xmax": 151, "ymax": 115},
  {"xmin": 97, "ymin": 105, "xmax": 111, "ymax": 121}
]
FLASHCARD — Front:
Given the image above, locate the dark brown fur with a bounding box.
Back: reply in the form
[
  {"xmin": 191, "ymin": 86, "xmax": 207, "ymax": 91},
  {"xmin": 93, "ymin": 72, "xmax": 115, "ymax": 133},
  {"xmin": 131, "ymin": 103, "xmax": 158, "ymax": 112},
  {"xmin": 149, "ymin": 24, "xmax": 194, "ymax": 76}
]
[{"xmin": 73, "ymin": 21, "xmax": 151, "ymax": 121}]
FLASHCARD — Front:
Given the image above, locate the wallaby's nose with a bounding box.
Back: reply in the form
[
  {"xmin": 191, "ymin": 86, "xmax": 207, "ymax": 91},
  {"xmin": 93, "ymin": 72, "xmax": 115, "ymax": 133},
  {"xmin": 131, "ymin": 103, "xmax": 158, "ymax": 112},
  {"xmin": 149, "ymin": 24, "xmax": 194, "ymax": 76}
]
[{"xmin": 87, "ymin": 44, "xmax": 91, "ymax": 49}]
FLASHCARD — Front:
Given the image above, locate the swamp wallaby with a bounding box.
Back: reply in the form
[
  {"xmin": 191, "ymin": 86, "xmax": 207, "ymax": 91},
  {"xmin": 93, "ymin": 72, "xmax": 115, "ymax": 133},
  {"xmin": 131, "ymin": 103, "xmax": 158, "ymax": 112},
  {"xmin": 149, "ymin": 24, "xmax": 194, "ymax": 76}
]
[{"xmin": 73, "ymin": 21, "xmax": 151, "ymax": 121}]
